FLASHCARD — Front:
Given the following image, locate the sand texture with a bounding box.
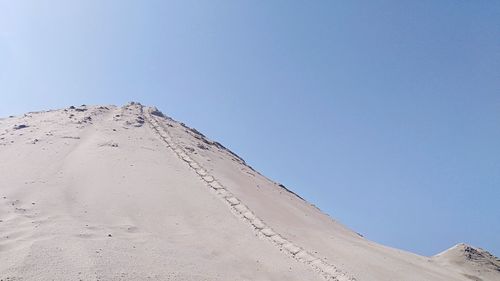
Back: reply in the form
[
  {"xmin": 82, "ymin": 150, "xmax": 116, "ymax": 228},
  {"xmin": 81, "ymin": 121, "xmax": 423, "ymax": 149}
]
[{"xmin": 0, "ymin": 103, "xmax": 498, "ymax": 281}]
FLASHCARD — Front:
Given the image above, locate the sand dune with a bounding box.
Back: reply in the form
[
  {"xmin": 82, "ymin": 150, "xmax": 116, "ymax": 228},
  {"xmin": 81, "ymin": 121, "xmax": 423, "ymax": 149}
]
[{"xmin": 0, "ymin": 102, "xmax": 498, "ymax": 281}]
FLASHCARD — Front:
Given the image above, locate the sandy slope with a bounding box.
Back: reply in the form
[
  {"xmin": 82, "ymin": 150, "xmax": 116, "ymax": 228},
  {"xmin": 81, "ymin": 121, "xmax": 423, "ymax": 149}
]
[
  {"xmin": 434, "ymin": 244, "xmax": 500, "ymax": 281},
  {"xmin": 0, "ymin": 103, "xmax": 498, "ymax": 281}
]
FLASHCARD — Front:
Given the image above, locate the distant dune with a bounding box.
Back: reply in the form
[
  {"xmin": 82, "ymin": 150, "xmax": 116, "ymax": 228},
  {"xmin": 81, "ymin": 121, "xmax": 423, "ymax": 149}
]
[{"xmin": 0, "ymin": 102, "xmax": 498, "ymax": 281}]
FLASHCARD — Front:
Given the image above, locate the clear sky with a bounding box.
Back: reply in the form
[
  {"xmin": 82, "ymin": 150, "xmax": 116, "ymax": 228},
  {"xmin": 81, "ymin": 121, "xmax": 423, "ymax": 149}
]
[{"xmin": 1, "ymin": 1, "xmax": 499, "ymax": 257}]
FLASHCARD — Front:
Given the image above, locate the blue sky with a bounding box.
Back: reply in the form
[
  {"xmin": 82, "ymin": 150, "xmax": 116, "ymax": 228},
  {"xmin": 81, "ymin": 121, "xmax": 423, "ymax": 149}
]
[{"xmin": 1, "ymin": 1, "xmax": 499, "ymax": 257}]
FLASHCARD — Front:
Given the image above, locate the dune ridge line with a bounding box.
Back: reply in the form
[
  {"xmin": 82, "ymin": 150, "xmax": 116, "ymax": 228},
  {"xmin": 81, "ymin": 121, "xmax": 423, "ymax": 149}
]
[{"xmin": 144, "ymin": 107, "xmax": 356, "ymax": 281}]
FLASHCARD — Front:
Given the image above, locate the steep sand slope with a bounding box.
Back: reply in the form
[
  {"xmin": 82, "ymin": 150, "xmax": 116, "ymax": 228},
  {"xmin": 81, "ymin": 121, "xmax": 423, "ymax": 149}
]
[
  {"xmin": 145, "ymin": 104, "xmax": 499, "ymax": 281},
  {"xmin": 0, "ymin": 103, "xmax": 498, "ymax": 281},
  {"xmin": 0, "ymin": 105, "xmax": 319, "ymax": 280}
]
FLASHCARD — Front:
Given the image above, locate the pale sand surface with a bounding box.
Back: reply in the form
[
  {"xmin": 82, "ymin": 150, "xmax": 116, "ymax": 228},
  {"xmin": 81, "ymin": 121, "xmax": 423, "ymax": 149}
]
[{"xmin": 0, "ymin": 103, "xmax": 498, "ymax": 281}]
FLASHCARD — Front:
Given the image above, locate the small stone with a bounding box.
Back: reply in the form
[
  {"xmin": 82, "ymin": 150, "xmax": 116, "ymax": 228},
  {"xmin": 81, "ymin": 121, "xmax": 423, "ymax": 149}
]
[{"xmin": 13, "ymin": 124, "xmax": 28, "ymax": 130}]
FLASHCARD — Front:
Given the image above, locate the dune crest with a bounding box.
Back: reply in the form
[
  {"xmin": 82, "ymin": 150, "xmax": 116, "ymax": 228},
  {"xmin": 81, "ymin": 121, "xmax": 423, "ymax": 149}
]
[{"xmin": 434, "ymin": 243, "xmax": 500, "ymax": 280}]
